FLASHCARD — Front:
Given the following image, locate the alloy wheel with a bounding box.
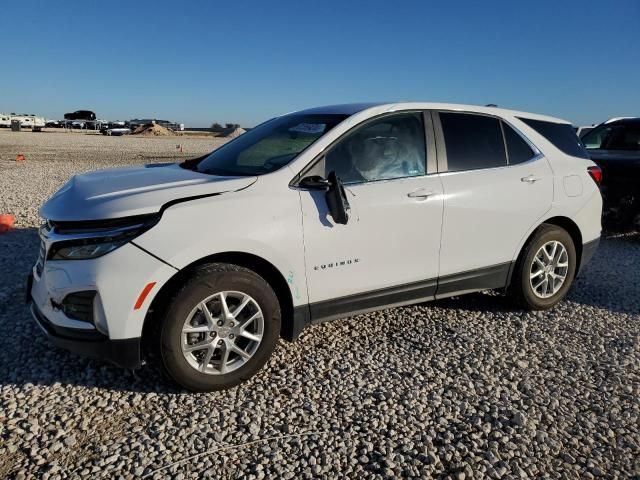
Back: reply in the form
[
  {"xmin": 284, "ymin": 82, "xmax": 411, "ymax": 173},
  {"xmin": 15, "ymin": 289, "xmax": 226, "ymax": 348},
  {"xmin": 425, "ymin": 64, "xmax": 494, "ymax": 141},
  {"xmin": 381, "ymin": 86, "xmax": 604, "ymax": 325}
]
[
  {"xmin": 181, "ymin": 291, "xmax": 264, "ymax": 375},
  {"xmin": 529, "ymin": 240, "xmax": 569, "ymax": 299}
]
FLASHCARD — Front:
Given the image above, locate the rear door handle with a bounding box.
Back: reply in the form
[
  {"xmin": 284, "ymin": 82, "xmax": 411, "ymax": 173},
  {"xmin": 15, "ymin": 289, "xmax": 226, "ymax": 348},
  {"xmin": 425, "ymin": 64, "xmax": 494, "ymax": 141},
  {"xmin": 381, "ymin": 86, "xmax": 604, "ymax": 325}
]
[
  {"xmin": 521, "ymin": 175, "xmax": 541, "ymax": 184},
  {"xmin": 407, "ymin": 188, "xmax": 434, "ymax": 199}
]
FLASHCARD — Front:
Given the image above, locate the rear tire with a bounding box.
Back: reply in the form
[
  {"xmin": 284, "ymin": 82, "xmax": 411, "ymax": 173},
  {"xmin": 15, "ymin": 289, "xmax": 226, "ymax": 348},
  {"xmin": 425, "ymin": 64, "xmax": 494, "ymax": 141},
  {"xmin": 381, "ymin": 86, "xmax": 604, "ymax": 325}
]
[
  {"xmin": 158, "ymin": 263, "xmax": 280, "ymax": 392},
  {"xmin": 509, "ymin": 224, "xmax": 577, "ymax": 310}
]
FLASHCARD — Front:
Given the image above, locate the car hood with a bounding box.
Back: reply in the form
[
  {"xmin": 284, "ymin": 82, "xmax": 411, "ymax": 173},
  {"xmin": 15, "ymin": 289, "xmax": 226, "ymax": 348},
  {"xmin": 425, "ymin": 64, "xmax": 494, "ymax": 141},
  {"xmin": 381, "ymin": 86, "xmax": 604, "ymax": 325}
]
[{"xmin": 40, "ymin": 163, "xmax": 257, "ymax": 221}]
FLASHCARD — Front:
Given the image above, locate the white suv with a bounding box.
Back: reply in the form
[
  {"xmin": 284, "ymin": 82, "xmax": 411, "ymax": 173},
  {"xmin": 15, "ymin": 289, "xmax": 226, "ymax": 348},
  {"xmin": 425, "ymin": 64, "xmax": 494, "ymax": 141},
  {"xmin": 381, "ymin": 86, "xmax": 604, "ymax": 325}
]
[{"xmin": 29, "ymin": 103, "xmax": 603, "ymax": 391}]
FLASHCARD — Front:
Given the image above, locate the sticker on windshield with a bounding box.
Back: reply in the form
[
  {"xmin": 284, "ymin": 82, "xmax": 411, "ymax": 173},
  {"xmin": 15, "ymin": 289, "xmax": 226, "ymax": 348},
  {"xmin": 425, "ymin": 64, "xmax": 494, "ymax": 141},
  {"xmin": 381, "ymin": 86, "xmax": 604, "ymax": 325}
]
[{"xmin": 289, "ymin": 123, "xmax": 326, "ymax": 134}]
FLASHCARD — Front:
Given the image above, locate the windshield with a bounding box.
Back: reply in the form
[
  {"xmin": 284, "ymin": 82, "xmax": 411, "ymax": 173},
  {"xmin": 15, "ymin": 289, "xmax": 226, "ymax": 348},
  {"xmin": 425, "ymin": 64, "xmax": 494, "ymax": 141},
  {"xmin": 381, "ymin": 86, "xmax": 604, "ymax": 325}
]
[
  {"xmin": 582, "ymin": 122, "xmax": 640, "ymax": 151},
  {"xmin": 193, "ymin": 113, "xmax": 348, "ymax": 176}
]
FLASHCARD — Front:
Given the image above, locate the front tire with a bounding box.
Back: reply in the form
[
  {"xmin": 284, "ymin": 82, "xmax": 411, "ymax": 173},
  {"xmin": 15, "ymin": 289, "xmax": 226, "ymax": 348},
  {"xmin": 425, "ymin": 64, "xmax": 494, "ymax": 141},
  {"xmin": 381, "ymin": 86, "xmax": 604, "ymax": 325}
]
[
  {"xmin": 509, "ymin": 224, "xmax": 577, "ymax": 310},
  {"xmin": 158, "ymin": 263, "xmax": 281, "ymax": 392}
]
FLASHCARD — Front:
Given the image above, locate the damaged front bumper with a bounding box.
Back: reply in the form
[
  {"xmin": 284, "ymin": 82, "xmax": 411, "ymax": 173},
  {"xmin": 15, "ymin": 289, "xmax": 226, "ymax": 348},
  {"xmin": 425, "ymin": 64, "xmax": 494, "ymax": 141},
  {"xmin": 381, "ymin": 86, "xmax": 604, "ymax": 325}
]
[{"xmin": 28, "ymin": 288, "xmax": 142, "ymax": 369}]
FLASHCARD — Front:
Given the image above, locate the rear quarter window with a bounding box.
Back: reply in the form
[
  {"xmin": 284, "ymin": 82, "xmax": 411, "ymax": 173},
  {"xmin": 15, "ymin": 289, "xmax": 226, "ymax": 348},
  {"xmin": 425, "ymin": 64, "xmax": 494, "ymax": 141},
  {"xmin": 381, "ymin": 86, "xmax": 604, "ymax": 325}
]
[
  {"xmin": 502, "ymin": 122, "xmax": 536, "ymax": 165},
  {"xmin": 519, "ymin": 118, "xmax": 589, "ymax": 159}
]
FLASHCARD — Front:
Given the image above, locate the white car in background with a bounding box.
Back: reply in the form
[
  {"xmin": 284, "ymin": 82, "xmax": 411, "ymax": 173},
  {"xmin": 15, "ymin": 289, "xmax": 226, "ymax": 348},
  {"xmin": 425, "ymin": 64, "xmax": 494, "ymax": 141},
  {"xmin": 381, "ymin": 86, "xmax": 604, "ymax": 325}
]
[
  {"xmin": 29, "ymin": 102, "xmax": 602, "ymax": 391},
  {"xmin": 101, "ymin": 126, "xmax": 131, "ymax": 136}
]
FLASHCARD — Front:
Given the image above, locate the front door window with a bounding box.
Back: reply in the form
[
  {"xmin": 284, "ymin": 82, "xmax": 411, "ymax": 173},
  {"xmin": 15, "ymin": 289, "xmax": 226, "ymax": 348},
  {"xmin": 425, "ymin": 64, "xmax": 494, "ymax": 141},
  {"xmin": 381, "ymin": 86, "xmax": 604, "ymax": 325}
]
[{"xmin": 324, "ymin": 113, "xmax": 426, "ymax": 183}]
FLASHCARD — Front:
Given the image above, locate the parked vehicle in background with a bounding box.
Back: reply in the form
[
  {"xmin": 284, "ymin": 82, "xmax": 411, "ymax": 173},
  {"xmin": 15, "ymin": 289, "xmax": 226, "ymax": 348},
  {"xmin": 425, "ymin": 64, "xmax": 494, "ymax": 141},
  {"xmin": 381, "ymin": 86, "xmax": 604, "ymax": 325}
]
[
  {"xmin": 64, "ymin": 110, "xmax": 96, "ymax": 121},
  {"xmin": 0, "ymin": 113, "xmax": 10, "ymax": 128},
  {"xmin": 100, "ymin": 124, "xmax": 131, "ymax": 136},
  {"xmin": 5, "ymin": 113, "xmax": 45, "ymax": 131},
  {"xmin": 576, "ymin": 125, "xmax": 595, "ymax": 138},
  {"xmin": 29, "ymin": 102, "xmax": 602, "ymax": 391},
  {"xmin": 582, "ymin": 117, "xmax": 640, "ymax": 229}
]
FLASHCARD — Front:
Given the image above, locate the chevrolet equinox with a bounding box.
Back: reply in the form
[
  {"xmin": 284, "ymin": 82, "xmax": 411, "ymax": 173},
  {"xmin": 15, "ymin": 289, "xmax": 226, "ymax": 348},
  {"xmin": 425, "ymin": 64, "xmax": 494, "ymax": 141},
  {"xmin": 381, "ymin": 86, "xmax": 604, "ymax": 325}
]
[{"xmin": 29, "ymin": 103, "xmax": 603, "ymax": 391}]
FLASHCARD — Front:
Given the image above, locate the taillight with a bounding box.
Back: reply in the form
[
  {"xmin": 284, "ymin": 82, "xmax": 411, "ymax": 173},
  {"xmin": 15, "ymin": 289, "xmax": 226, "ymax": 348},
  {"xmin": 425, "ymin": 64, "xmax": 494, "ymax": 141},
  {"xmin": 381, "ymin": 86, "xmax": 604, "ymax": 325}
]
[{"xmin": 588, "ymin": 166, "xmax": 602, "ymax": 186}]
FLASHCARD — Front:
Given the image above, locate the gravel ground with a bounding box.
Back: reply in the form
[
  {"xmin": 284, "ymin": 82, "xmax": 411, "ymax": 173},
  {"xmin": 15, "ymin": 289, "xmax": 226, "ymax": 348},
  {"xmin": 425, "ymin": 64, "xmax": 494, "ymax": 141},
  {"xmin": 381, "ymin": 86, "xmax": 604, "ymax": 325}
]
[{"xmin": 0, "ymin": 130, "xmax": 638, "ymax": 479}]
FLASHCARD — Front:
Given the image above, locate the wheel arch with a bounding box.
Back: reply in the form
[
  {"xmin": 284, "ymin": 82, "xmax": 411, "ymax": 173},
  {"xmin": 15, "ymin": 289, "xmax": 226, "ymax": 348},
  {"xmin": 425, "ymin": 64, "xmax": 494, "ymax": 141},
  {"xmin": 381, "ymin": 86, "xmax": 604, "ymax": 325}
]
[
  {"xmin": 508, "ymin": 216, "xmax": 584, "ymax": 288},
  {"xmin": 541, "ymin": 216, "xmax": 583, "ymax": 272},
  {"xmin": 142, "ymin": 251, "xmax": 296, "ymax": 348}
]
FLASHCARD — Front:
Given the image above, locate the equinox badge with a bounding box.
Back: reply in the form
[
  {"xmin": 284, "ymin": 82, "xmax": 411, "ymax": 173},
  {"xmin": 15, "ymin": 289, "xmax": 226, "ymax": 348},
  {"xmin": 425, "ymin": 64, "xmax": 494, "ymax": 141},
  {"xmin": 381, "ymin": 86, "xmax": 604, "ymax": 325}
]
[{"xmin": 314, "ymin": 258, "xmax": 360, "ymax": 271}]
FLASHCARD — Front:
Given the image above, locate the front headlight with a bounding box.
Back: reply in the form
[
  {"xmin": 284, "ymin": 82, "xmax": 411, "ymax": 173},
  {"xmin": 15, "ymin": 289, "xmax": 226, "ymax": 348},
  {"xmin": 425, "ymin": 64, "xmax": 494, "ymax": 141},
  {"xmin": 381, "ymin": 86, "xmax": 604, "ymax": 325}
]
[
  {"xmin": 51, "ymin": 238, "xmax": 130, "ymax": 260},
  {"xmin": 46, "ymin": 214, "xmax": 159, "ymax": 261}
]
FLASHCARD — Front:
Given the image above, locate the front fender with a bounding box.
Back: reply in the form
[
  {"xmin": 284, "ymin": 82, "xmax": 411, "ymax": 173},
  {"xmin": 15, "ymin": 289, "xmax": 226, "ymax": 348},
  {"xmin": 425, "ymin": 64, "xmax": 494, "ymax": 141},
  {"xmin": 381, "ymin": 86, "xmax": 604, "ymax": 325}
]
[{"xmin": 133, "ymin": 191, "xmax": 308, "ymax": 306}]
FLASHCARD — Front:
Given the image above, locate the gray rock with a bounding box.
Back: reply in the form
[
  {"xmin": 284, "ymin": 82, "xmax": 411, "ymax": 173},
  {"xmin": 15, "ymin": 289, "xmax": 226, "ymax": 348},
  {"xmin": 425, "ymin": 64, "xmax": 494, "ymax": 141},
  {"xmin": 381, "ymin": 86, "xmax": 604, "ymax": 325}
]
[
  {"xmin": 248, "ymin": 423, "xmax": 260, "ymax": 435},
  {"xmin": 512, "ymin": 412, "xmax": 526, "ymax": 427}
]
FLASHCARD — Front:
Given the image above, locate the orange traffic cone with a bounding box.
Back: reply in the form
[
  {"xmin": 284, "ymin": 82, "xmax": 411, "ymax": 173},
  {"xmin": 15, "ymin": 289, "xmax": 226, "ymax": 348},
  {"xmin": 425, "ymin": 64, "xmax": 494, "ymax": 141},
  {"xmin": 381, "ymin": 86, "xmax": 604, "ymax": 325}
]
[{"xmin": 0, "ymin": 214, "xmax": 15, "ymax": 233}]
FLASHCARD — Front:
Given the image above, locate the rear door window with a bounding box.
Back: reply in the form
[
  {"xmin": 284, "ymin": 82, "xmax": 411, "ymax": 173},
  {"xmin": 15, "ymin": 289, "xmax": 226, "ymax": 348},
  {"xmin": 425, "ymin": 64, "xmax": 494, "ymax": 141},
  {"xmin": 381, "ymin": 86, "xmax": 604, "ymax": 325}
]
[
  {"xmin": 439, "ymin": 112, "xmax": 507, "ymax": 172},
  {"xmin": 519, "ymin": 118, "xmax": 589, "ymax": 159}
]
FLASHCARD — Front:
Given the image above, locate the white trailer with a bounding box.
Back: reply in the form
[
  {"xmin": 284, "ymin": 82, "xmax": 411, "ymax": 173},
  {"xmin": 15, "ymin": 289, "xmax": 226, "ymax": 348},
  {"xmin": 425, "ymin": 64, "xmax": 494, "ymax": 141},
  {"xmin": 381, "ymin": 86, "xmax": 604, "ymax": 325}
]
[{"xmin": 8, "ymin": 113, "xmax": 46, "ymax": 131}]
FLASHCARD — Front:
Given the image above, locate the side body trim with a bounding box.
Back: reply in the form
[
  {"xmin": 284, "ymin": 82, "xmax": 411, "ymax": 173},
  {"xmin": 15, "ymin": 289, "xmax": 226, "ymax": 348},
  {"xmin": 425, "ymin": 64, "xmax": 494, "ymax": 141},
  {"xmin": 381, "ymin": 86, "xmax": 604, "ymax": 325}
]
[
  {"xmin": 310, "ymin": 278, "xmax": 438, "ymax": 324},
  {"xmin": 435, "ymin": 262, "xmax": 512, "ymax": 298},
  {"xmin": 287, "ymin": 262, "xmax": 515, "ymax": 339}
]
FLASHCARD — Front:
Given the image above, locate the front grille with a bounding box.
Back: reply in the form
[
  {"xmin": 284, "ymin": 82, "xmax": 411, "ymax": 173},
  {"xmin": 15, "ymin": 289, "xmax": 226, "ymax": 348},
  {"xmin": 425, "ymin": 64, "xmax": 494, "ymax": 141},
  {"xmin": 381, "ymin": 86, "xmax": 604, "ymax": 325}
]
[{"xmin": 60, "ymin": 291, "xmax": 96, "ymax": 324}]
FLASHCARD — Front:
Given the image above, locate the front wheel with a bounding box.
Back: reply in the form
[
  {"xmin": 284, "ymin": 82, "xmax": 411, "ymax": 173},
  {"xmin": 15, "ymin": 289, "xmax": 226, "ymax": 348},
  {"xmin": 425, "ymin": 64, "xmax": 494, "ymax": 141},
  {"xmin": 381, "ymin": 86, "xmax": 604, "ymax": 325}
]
[
  {"xmin": 158, "ymin": 263, "xmax": 281, "ymax": 392},
  {"xmin": 509, "ymin": 224, "xmax": 577, "ymax": 310}
]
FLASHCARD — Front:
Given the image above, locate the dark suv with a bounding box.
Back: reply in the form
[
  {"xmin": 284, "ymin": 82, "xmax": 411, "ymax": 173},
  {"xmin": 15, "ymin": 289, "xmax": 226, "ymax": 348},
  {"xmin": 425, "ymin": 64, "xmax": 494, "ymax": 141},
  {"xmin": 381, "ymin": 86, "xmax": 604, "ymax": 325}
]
[
  {"xmin": 63, "ymin": 110, "xmax": 96, "ymax": 121},
  {"xmin": 581, "ymin": 118, "xmax": 640, "ymax": 229}
]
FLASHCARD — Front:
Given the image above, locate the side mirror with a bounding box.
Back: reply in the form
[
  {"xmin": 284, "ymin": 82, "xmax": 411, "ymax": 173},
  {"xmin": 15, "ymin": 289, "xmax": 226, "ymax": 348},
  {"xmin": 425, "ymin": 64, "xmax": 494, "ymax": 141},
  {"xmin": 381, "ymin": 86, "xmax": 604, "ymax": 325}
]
[
  {"xmin": 325, "ymin": 171, "xmax": 350, "ymax": 225},
  {"xmin": 299, "ymin": 175, "xmax": 330, "ymax": 190}
]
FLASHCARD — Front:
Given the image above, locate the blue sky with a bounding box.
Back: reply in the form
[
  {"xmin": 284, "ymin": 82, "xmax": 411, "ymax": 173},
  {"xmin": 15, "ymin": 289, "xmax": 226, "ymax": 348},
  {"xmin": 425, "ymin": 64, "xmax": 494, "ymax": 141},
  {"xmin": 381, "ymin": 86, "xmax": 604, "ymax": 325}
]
[{"xmin": 2, "ymin": 0, "xmax": 638, "ymax": 127}]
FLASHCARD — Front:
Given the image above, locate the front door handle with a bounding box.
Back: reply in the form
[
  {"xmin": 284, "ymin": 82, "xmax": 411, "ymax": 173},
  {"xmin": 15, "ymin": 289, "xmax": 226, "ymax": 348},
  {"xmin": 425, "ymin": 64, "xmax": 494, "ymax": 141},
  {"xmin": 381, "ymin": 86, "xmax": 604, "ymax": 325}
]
[
  {"xmin": 521, "ymin": 175, "xmax": 541, "ymax": 184},
  {"xmin": 407, "ymin": 189, "xmax": 434, "ymax": 199}
]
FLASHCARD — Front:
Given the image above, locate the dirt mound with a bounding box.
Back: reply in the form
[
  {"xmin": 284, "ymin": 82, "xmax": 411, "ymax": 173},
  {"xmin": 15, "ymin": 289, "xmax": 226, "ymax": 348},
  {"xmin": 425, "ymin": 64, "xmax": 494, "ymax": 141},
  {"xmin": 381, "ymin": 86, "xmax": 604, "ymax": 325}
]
[
  {"xmin": 224, "ymin": 127, "xmax": 246, "ymax": 138},
  {"xmin": 132, "ymin": 123, "xmax": 175, "ymax": 136}
]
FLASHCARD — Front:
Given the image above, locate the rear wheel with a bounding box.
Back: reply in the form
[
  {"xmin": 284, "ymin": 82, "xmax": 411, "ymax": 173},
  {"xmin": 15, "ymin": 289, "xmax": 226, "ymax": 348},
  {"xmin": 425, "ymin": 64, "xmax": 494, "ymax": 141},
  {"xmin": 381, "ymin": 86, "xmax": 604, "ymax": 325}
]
[
  {"xmin": 509, "ymin": 224, "xmax": 577, "ymax": 310},
  {"xmin": 158, "ymin": 263, "xmax": 280, "ymax": 392}
]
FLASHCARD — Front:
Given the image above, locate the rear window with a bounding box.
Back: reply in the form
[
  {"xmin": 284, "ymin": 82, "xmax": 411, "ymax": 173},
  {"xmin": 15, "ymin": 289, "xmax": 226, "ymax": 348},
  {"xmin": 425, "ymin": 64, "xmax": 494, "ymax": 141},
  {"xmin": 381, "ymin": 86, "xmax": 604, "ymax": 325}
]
[{"xmin": 519, "ymin": 118, "xmax": 589, "ymax": 159}]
